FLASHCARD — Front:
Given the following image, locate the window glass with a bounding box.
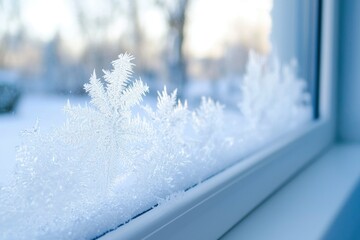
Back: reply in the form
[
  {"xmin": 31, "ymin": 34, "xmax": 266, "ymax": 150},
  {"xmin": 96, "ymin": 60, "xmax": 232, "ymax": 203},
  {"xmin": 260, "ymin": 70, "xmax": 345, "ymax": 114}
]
[{"xmin": 0, "ymin": 0, "xmax": 320, "ymax": 239}]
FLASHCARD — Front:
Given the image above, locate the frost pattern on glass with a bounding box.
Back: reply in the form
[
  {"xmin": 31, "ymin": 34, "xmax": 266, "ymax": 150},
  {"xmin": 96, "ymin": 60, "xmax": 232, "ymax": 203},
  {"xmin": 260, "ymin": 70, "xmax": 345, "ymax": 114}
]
[{"xmin": 0, "ymin": 52, "xmax": 312, "ymax": 239}]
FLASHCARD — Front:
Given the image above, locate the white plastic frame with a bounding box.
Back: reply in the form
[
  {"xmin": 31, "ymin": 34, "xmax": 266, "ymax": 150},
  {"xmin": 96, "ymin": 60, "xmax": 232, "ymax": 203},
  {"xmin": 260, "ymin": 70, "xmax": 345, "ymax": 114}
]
[{"xmin": 100, "ymin": 0, "xmax": 337, "ymax": 239}]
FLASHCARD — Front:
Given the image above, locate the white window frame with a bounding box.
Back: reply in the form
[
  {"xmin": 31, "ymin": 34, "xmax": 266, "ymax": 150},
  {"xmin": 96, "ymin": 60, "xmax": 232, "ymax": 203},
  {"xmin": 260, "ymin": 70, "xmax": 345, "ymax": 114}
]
[{"xmin": 100, "ymin": 0, "xmax": 337, "ymax": 239}]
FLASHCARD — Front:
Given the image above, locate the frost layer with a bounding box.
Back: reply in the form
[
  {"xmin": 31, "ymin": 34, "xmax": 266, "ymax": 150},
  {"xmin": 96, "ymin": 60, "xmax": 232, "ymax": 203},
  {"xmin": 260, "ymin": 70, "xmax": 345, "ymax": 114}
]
[{"xmin": 0, "ymin": 52, "xmax": 312, "ymax": 239}]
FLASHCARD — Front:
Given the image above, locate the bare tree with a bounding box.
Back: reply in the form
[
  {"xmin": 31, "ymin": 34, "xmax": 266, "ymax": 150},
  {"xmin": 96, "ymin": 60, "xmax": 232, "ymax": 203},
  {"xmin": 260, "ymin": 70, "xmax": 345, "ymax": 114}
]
[
  {"xmin": 72, "ymin": 0, "xmax": 126, "ymax": 68},
  {"xmin": 0, "ymin": 0, "xmax": 23, "ymax": 67},
  {"xmin": 156, "ymin": 0, "xmax": 190, "ymax": 96},
  {"xmin": 129, "ymin": 0, "xmax": 142, "ymax": 56}
]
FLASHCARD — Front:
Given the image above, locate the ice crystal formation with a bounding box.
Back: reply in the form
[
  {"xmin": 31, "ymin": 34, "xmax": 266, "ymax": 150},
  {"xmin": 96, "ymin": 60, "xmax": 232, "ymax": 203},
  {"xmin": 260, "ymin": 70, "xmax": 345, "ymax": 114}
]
[{"xmin": 0, "ymin": 52, "xmax": 312, "ymax": 239}]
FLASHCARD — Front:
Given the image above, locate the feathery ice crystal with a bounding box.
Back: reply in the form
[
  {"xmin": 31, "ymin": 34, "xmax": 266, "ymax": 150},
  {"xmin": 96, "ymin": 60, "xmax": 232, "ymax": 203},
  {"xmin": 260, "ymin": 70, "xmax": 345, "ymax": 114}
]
[{"xmin": 0, "ymin": 52, "xmax": 312, "ymax": 240}]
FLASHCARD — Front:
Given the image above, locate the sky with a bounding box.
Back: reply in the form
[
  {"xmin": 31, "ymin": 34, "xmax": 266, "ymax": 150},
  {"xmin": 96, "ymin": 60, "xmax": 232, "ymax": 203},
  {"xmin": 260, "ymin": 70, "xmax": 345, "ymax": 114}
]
[
  {"xmin": 9, "ymin": 0, "xmax": 272, "ymax": 58},
  {"xmin": 187, "ymin": 0, "xmax": 272, "ymax": 57}
]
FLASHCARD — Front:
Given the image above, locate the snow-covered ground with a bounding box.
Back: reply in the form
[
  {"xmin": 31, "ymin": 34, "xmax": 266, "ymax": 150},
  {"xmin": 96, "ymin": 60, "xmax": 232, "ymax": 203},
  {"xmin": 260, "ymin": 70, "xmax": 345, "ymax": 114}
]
[{"xmin": 0, "ymin": 94, "xmax": 87, "ymax": 185}]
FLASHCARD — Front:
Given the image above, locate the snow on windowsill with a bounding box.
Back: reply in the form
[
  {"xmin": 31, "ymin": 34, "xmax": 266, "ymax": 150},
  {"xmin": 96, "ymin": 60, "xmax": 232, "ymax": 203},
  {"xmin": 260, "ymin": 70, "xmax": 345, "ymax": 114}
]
[{"xmin": 0, "ymin": 52, "xmax": 312, "ymax": 239}]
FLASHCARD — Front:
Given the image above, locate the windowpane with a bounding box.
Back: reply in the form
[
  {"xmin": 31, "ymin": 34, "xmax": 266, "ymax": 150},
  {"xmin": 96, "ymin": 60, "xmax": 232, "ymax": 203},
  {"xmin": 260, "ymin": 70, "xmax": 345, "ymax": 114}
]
[{"xmin": 0, "ymin": 0, "xmax": 320, "ymax": 239}]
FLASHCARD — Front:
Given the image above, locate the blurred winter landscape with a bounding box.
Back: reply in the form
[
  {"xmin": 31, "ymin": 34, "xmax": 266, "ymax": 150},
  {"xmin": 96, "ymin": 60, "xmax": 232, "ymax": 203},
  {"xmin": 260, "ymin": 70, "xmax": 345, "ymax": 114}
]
[{"xmin": 0, "ymin": 0, "xmax": 275, "ymax": 184}]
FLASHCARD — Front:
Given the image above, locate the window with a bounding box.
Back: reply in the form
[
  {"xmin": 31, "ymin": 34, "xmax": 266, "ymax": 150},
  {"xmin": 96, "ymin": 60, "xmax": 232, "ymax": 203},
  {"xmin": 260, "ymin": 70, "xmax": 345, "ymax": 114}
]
[{"xmin": 0, "ymin": 0, "xmax": 335, "ymax": 239}]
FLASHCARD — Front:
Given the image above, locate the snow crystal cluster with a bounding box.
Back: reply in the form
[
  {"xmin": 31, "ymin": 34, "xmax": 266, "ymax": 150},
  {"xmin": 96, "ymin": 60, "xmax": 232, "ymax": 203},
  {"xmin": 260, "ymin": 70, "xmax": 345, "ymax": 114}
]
[{"xmin": 0, "ymin": 52, "xmax": 312, "ymax": 239}]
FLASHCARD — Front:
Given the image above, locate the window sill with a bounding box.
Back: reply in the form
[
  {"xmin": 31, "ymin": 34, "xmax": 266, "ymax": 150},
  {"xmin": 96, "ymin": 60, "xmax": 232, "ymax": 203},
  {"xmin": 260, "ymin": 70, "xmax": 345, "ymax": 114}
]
[
  {"xmin": 221, "ymin": 143, "xmax": 360, "ymax": 240},
  {"xmin": 100, "ymin": 120, "xmax": 333, "ymax": 240}
]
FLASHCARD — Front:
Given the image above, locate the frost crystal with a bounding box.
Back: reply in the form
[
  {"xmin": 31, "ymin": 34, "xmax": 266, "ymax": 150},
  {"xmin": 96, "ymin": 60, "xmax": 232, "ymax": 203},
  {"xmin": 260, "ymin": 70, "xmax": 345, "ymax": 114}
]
[
  {"xmin": 63, "ymin": 53, "xmax": 150, "ymax": 189},
  {"xmin": 239, "ymin": 52, "xmax": 311, "ymax": 132},
  {"xmin": 0, "ymin": 52, "xmax": 312, "ymax": 239}
]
